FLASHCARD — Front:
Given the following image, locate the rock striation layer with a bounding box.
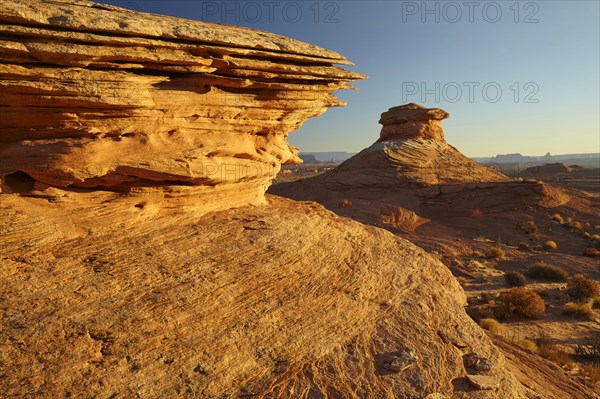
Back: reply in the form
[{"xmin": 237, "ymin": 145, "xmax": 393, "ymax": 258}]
[
  {"xmin": 0, "ymin": 0, "xmax": 363, "ymax": 212},
  {"xmin": 379, "ymin": 103, "xmax": 449, "ymax": 142}
]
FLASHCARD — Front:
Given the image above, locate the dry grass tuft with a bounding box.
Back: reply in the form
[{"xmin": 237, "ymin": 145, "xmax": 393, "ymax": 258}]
[
  {"xmin": 505, "ymin": 271, "xmax": 527, "ymax": 287},
  {"xmin": 338, "ymin": 198, "xmax": 352, "ymax": 208},
  {"xmin": 563, "ymin": 301, "xmax": 595, "ymax": 320},
  {"xmin": 479, "ymin": 318, "xmax": 502, "ymax": 334},
  {"xmin": 485, "ymin": 246, "xmax": 505, "ymax": 259},
  {"xmin": 526, "ymin": 262, "xmax": 568, "ymax": 281}
]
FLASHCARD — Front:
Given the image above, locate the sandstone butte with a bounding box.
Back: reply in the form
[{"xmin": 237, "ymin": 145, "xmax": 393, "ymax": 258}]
[
  {"xmin": 270, "ymin": 103, "xmax": 599, "ymax": 255},
  {"xmin": 0, "ymin": 1, "xmax": 597, "ymax": 399}
]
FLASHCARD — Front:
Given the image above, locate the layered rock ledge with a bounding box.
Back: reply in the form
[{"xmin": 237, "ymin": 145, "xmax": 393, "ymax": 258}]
[
  {"xmin": 379, "ymin": 103, "xmax": 449, "ymax": 142},
  {"xmin": 0, "ymin": 0, "xmax": 364, "ymax": 212}
]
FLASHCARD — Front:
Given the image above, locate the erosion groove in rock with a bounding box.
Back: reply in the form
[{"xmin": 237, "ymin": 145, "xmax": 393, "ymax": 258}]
[{"xmin": 0, "ymin": 0, "xmax": 364, "ymax": 214}]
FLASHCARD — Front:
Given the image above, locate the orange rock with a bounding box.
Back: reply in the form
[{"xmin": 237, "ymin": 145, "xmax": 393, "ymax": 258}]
[{"xmin": 0, "ymin": 0, "xmax": 364, "ymax": 215}]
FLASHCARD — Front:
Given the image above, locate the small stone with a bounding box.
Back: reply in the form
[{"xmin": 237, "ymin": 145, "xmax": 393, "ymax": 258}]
[
  {"xmin": 466, "ymin": 353, "xmax": 493, "ymax": 372},
  {"xmin": 466, "ymin": 375, "xmax": 500, "ymax": 390},
  {"xmin": 384, "ymin": 348, "xmax": 418, "ymax": 373}
]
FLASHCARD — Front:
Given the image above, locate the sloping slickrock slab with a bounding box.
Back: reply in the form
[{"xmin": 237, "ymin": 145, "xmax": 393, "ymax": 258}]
[{"xmin": 0, "ymin": 192, "xmax": 527, "ymax": 398}]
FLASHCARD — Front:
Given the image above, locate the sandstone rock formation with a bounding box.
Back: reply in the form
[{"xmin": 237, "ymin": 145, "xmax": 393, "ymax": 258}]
[
  {"xmin": 2, "ymin": 192, "xmax": 595, "ymax": 399},
  {"xmin": 1, "ymin": 3, "xmax": 597, "ymax": 399},
  {"xmin": 0, "ymin": 0, "xmax": 363, "ymax": 213},
  {"xmin": 379, "ymin": 103, "xmax": 449, "ymax": 142},
  {"xmin": 270, "ymin": 104, "xmax": 598, "ymax": 261},
  {"xmin": 290, "ymin": 103, "xmax": 509, "ymax": 189}
]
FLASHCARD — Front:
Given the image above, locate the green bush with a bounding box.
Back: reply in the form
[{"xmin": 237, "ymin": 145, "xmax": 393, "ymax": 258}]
[
  {"xmin": 505, "ymin": 271, "xmax": 527, "ymax": 286},
  {"xmin": 526, "ymin": 262, "xmax": 568, "ymax": 281}
]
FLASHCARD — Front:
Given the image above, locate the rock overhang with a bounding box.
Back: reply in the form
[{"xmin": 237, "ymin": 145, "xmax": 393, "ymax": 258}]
[{"xmin": 0, "ymin": 0, "xmax": 365, "ymax": 212}]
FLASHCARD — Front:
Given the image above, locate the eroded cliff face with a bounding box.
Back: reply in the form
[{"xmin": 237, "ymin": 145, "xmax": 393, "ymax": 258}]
[{"xmin": 0, "ymin": 0, "xmax": 363, "ymax": 212}]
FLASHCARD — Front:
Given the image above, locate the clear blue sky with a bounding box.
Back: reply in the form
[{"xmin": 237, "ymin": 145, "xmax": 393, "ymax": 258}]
[{"xmin": 100, "ymin": 1, "xmax": 599, "ymax": 157}]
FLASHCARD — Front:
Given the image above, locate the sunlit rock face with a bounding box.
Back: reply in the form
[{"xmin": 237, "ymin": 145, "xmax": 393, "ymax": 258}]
[
  {"xmin": 0, "ymin": 0, "xmax": 364, "ymax": 211},
  {"xmin": 311, "ymin": 103, "xmax": 509, "ymax": 188},
  {"xmin": 378, "ymin": 103, "xmax": 449, "ymax": 142}
]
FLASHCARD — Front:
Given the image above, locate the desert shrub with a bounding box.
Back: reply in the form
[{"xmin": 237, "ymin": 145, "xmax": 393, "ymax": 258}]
[
  {"xmin": 471, "ymin": 250, "xmax": 483, "ymax": 258},
  {"xmin": 592, "ymin": 234, "xmax": 600, "ymax": 242},
  {"xmin": 517, "ymin": 220, "xmax": 538, "ymax": 236},
  {"xmin": 535, "ymin": 333, "xmax": 573, "ymax": 366},
  {"xmin": 580, "ymin": 231, "xmax": 592, "ymax": 239},
  {"xmin": 480, "ymin": 292, "xmax": 495, "ymax": 304},
  {"xmin": 539, "ymin": 346, "xmax": 572, "ymax": 366},
  {"xmin": 563, "ymin": 218, "xmax": 584, "ymax": 231},
  {"xmin": 505, "ymin": 271, "xmax": 527, "ymax": 286},
  {"xmin": 338, "ymin": 199, "xmax": 352, "ymax": 208},
  {"xmin": 563, "ymin": 301, "xmax": 595, "ymax": 319},
  {"xmin": 466, "ymin": 305, "xmax": 494, "ymax": 323},
  {"xmin": 567, "ymin": 274, "xmax": 600, "ymax": 301},
  {"xmin": 479, "ymin": 318, "xmax": 502, "ymax": 334},
  {"xmin": 497, "ymin": 287, "xmax": 545, "ymax": 318},
  {"xmin": 485, "ymin": 246, "xmax": 505, "ymax": 259},
  {"xmin": 543, "ymin": 240, "xmax": 558, "ymax": 250},
  {"xmin": 575, "ymin": 335, "xmax": 600, "ymax": 362},
  {"xmin": 552, "ymin": 213, "xmax": 564, "ymax": 224},
  {"xmin": 493, "ymin": 303, "xmax": 510, "ymax": 320},
  {"xmin": 526, "ymin": 262, "xmax": 568, "ymax": 281},
  {"xmin": 583, "ymin": 248, "xmax": 600, "ymax": 258}
]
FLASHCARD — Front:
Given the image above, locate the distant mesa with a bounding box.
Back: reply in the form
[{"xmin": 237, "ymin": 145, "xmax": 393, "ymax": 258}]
[
  {"xmin": 299, "ymin": 154, "xmax": 319, "ymax": 164},
  {"xmin": 488, "ymin": 152, "xmax": 556, "ymax": 164},
  {"xmin": 522, "ymin": 163, "xmax": 574, "ymax": 175}
]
